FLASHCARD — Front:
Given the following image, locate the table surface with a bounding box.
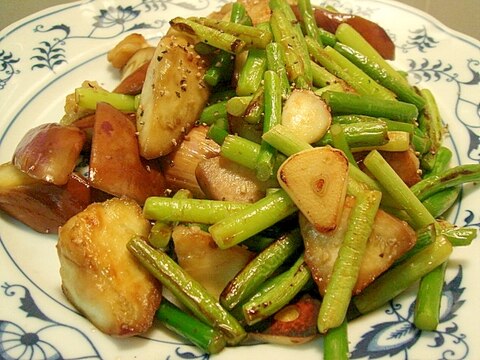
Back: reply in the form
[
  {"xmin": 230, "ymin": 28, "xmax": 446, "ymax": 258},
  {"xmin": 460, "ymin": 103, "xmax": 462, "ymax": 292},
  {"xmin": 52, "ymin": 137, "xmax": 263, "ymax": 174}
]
[{"xmin": 1, "ymin": 0, "xmax": 479, "ymax": 41}]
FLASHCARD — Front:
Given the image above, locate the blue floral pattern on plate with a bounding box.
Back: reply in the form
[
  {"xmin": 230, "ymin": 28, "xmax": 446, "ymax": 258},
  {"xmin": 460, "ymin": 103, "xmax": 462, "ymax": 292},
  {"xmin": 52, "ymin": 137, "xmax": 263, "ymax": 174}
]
[
  {"xmin": 0, "ymin": 283, "xmax": 101, "ymax": 360},
  {"xmin": 0, "ymin": 0, "xmax": 479, "ymax": 359},
  {"xmin": 0, "ymin": 50, "xmax": 20, "ymax": 90},
  {"xmin": 350, "ymin": 266, "xmax": 468, "ymax": 360}
]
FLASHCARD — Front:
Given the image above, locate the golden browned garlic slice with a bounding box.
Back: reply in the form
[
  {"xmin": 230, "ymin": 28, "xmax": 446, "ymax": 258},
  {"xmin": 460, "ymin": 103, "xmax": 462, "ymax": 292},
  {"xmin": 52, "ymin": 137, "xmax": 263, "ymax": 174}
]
[{"xmin": 277, "ymin": 146, "xmax": 349, "ymax": 232}]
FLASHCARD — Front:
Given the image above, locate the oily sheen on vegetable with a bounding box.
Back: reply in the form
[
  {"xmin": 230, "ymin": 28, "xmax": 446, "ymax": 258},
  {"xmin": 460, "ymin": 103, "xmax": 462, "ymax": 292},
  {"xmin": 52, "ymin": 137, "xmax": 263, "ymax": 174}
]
[{"xmin": 0, "ymin": 0, "xmax": 478, "ymax": 359}]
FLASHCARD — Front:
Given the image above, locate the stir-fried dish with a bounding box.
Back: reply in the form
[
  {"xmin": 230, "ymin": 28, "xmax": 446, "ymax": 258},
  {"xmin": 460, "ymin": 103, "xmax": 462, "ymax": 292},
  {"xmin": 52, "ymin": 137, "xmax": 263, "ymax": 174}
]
[{"xmin": 1, "ymin": 0, "xmax": 479, "ymax": 358}]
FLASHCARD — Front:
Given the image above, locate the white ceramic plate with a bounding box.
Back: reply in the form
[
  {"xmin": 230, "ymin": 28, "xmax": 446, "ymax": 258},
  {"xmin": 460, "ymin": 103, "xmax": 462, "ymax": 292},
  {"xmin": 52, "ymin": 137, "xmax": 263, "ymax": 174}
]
[{"xmin": 1, "ymin": 0, "xmax": 479, "ymax": 359}]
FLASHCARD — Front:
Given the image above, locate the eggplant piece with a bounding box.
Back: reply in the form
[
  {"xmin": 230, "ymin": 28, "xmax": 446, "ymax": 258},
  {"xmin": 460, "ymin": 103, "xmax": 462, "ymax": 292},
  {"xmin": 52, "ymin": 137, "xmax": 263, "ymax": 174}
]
[
  {"xmin": 356, "ymin": 148, "xmax": 422, "ymax": 187},
  {"xmin": 12, "ymin": 123, "xmax": 86, "ymax": 186},
  {"xmin": 0, "ymin": 162, "xmax": 90, "ymax": 233},
  {"xmin": 172, "ymin": 224, "xmax": 253, "ymax": 299},
  {"xmin": 196, "ymin": 156, "xmax": 277, "ymax": 203},
  {"xmin": 113, "ymin": 61, "xmax": 150, "ymax": 95},
  {"xmin": 136, "ymin": 32, "xmax": 210, "ymax": 159},
  {"xmin": 57, "ymin": 197, "xmax": 162, "ymax": 336},
  {"xmin": 89, "ymin": 102, "xmax": 166, "ymax": 204},
  {"xmin": 379, "ymin": 149, "xmax": 422, "ymax": 187},
  {"xmin": 301, "ymin": 196, "xmax": 417, "ymax": 295},
  {"xmin": 120, "ymin": 46, "xmax": 155, "ymax": 80},
  {"xmin": 292, "ymin": 5, "xmax": 395, "ymax": 60}
]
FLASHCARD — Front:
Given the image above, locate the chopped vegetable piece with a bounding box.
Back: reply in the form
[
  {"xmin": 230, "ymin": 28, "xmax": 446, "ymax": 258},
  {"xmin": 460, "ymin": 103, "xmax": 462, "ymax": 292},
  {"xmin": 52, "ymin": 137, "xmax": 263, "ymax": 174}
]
[
  {"xmin": 282, "ymin": 89, "xmax": 332, "ymax": 144},
  {"xmin": 418, "ymin": 88, "xmax": 443, "ymax": 152},
  {"xmin": 143, "ymin": 197, "xmax": 250, "ymax": 224},
  {"xmin": 196, "ymin": 156, "xmax": 277, "ymax": 203},
  {"xmin": 192, "ymin": 17, "xmax": 272, "ymax": 49},
  {"xmin": 353, "ymin": 235, "xmax": 453, "ymax": 314},
  {"xmin": 160, "ymin": 125, "xmax": 220, "ymax": 199},
  {"xmin": 242, "ymin": 254, "xmax": 311, "ymax": 325},
  {"xmin": 317, "ymin": 188, "xmax": 381, "ymax": 333},
  {"xmin": 330, "ymin": 124, "xmax": 358, "ymax": 167},
  {"xmin": 269, "ymin": 6, "xmax": 312, "ymax": 88},
  {"xmin": 170, "ymin": 17, "xmax": 246, "ymax": 54},
  {"xmin": 220, "ymin": 229, "xmax": 302, "ymax": 310},
  {"xmin": 58, "ymin": 198, "xmax": 162, "ymax": 336},
  {"xmin": 333, "ymin": 42, "xmax": 425, "ymax": 109},
  {"xmin": 156, "ymin": 298, "xmax": 226, "ymax": 354},
  {"xmin": 363, "ymin": 150, "xmax": 435, "ymax": 229},
  {"xmin": 278, "ymin": 147, "xmax": 349, "ymax": 232},
  {"xmin": 89, "ymin": 102, "xmax": 166, "ymax": 204},
  {"xmin": 209, "ymin": 189, "xmax": 298, "ymax": 249},
  {"xmin": 255, "ymin": 70, "xmax": 282, "ymax": 181},
  {"xmin": 148, "ymin": 189, "xmax": 192, "ymax": 249},
  {"xmin": 324, "ymin": 319, "xmax": 349, "ymax": 360},
  {"xmin": 414, "ymin": 261, "xmax": 448, "ymax": 331},
  {"xmin": 411, "ymin": 164, "xmax": 480, "ymax": 201},
  {"xmin": 301, "ymin": 195, "xmax": 416, "ymax": 296},
  {"xmin": 13, "ymin": 123, "xmax": 86, "ymax": 186},
  {"xmin": 441, "ymin": 226, "xmax": 477, "ymax": 246},
  {"xmin": 351, "ymin": 131, "xmax": 411, "ymax": 152},
  {"xmin": 172, "ymin": 224, "xmax": 253, "ymax": 299},
  {"xmin": 237, "ymin": 49, "xmax": 267, "ymax": 96},
  {"xmin": 321, "ymin": 91, "xmax": 419, "ymax": 123},
  {"xmin": 136, "ymin": 33, "xmax": 209, "ymax": 158},
  {"xmin": 335, "ymin": 23, "xmax": 406, "ymax": 85},
  {"xmin": 127, "ymin": 237, "xmax": 247, "ymax": 345},
  {"xmin": 0, "ymin": 162, "xmax": 90, "ymax": 233}
]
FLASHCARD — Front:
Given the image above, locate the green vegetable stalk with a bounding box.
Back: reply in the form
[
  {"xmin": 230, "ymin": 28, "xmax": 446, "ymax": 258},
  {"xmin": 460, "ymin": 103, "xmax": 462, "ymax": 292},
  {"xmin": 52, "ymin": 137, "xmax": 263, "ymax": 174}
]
[
  {"xmin": 241, "ymin": 254, "xmax": 311, "ymax": 325},
  {"xmin": 411, "ymin": 164, "xmax": 480, "ymax": 201},
  {"xmin": 266, "ymin": 42, "xmax": 291, "ymax": 98},
  {"xmin": 143, "ymin": 197, "xmax": 250, "ymax": 224},
  {"xmin": 75, "ymin": 87, "xmax": 136, "ymax": 112},
  {"xmin": 333, "ymin": 42, "xmax": 425, "ymax": 109},
  {"xmin": 320, "ymin": 91, "xmax": 419, "ymax": 123},
  {"xmin": 148, "ymin": 189, "xmax": 192, "ymax": 249},
  {"xmin": 209, "ymin": 189, "xmax": 298, "ymax": 249},
  {"xmin": 255, "ymin": 70, "xmax": 282, "ymax": 181},
  {"xmin": 353, "ymin": 235, "xmax": 453, "ymax": 314},
  {"xmin": 220, "ymin": 229, "xmax": 303, "ymax": 310},
  {"xmin": 156, "ymin": 298, "xmax": 226, "ymax": 354},
  {"xmin": 236, "ymin": 49, "xmax": 268, "ymax": 96},
  {"xmin": 199, "ymin": 100, "xmax": 228, "ymax": 125},
  {"xmin": 363, "ymin": 150, "xmax": 435, "ymax": 229},
  {"xmin": 269, "ymin": 4, "xmax": 312, "ymax": 88},
  {"xmin": 318, "ymin": 188, "xmax": 382, "ymax": 333},
  {"xmin": 191, "ymin": 17, "xmax": 272, "ymax": 49},
  {"xmin": 170, "ymin": 17, "xmax": 246, "ymax": 54},
  {"xmin": 127, "ymin": 237, "xmax": 246, "ymax": 345},
  {"xmin": 414, "ymin": 261, "xmax": 448, "ymax": 330},
  {"xmin": 324, "ymin": 319, "xmax": 349, "ymax": 360}
]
